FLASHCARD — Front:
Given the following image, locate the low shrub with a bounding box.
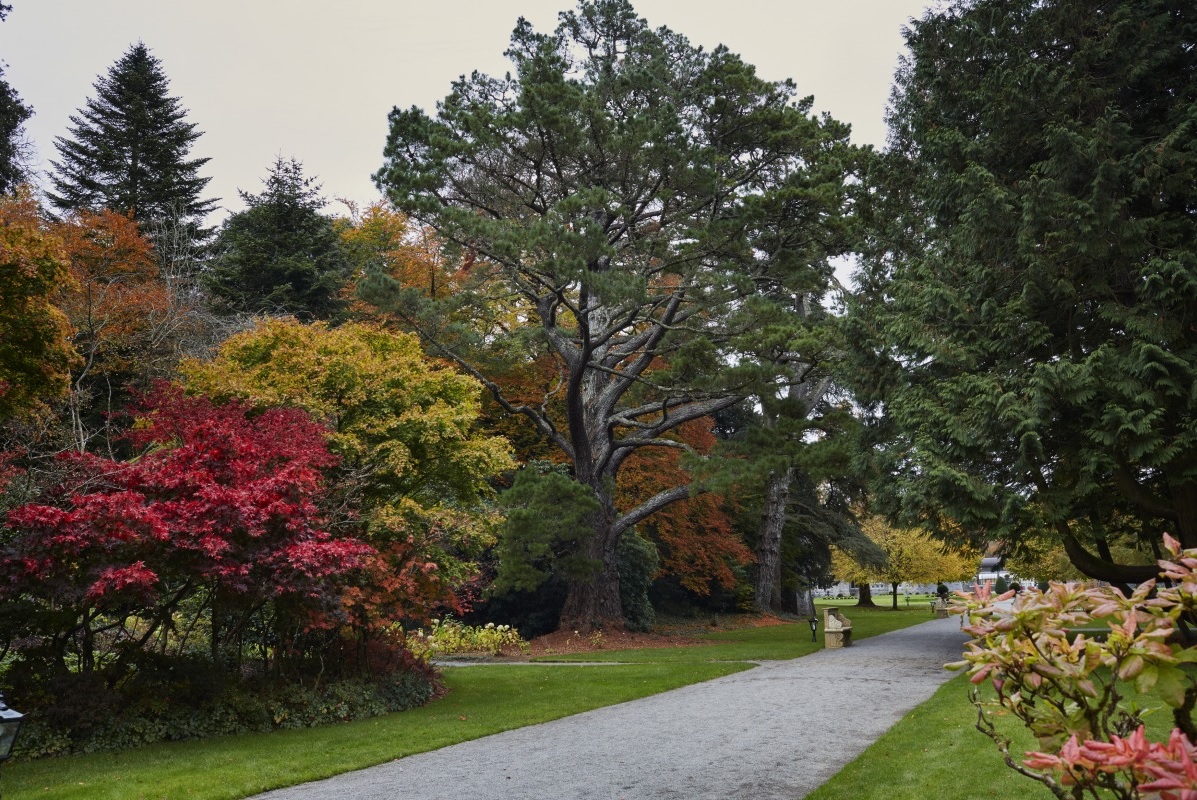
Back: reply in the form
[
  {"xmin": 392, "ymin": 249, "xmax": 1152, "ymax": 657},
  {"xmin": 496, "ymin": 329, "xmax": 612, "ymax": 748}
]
[
  {"xmin": 11, "ymin": 651, "xmax": 440, "ymax": 759},
  {"xmin": 618, "ymin": 531, "xmax": 659, "ymax": 632},
  {"xmin": 952, "ymin": 534, "xmax": 1197, "ymax": 799},
  {"xmin": 404, "ymin": 616, "xmax": 528, "ymax": 659}
]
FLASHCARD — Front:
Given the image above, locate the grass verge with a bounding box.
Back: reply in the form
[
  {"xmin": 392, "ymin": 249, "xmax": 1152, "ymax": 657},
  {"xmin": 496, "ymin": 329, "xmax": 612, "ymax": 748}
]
[
  {"xmin": 534, "ymin": 604, "xmax": 934, "ymax": 663},
  {"xmin": 806, "ymin": 674, "xmax": 1055, "ymax": 800},
  {"xmin": 807, "ymin": 672, "xmax": 1173, "ymax": 800}
]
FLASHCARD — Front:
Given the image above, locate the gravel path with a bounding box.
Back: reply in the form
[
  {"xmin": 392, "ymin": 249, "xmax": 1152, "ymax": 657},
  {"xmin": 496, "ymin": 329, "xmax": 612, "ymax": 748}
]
[{"xmin": 252, "ymin": 616, "xmax": 969, "ymax": 800}]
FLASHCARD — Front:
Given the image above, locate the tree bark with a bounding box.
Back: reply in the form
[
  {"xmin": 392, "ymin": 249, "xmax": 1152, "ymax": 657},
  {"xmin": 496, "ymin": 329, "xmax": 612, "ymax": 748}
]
[
  {"xmin": 559, "ymin": 560, "xmax": 624, "ymax": 632},
  {"xmin": 1169, "ymin": 470, "xmax": 1197, "ymax": 551},
  {"xmin": 559, "ymin": 510, "xmax": 624, "ymax": 631},
  {"xmin": 754, "ymin": 466, "xmax": 793, "ymax": 611},
  {"xmin": 855, "ymin": 582, "xmax": 876, "ymax": 608},
  {"xmin": 1057, "ymin": 522, "xmax": 1157, "ymax": 585},
  {"xmin": 558, "ymin": 492, "xmax": 626, "ymax": 631}
]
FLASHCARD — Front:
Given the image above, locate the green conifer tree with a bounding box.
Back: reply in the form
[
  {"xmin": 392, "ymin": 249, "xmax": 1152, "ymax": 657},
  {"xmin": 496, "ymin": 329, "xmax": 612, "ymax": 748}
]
[
  {"xmin": 204, "ymin": 157, "xmax": 349, "ymax": 320},
  {"xmin": 853, "ymin": 0, "xmax": 1197, "ymax": 583},
  {"xmin": 0, "ymin": 2, "xmax": 32, "ymax": 194},
  {"xmin": 48, "ymin": 42, "xmax": 214, "ymax": 241}
]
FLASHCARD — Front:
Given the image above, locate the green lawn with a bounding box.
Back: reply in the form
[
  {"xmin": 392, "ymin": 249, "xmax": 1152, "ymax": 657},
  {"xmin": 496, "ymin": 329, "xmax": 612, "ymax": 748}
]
[
  {"xmin": 4, "ymin": 607, "xmax": 933, "ymax": 800},
  {"xmin": 5, "ymin": 662, "xmax": 746, "ymax": 800},
  {"xmin": 807, "ymin": 675, "xmax": 1054, "ymax": 800},
  {"xmin": 808, "ymin": 673, "xmax": 1173, "ymax": 800},
  {"xmin": 536, "ymin": 605, "xmax": 933, "ymax": 663}
]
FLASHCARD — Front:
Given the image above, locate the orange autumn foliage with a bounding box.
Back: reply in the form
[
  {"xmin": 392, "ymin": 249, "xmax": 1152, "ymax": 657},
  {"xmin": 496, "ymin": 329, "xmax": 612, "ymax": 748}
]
[
  {"xmin": 0, "ymin": 189, "xmax": 76, "ymax": 418},
  {"xmin": 479, "ymin": 354, "xmax": 566, "ymax": 466},
  {"xmin": 340, "ymin": 542, "xmax": 456, "ymax": 628},
  {"xmin": 338, "ymin": 201, "xmax": 468, "ymax": 316},
  {"xmin": 53, "ymin": 209, "xmax": 168, "ymax": 379},
  {"xmin": 617, "ymin": 418, "xmax": 752, "ymax": 594}
]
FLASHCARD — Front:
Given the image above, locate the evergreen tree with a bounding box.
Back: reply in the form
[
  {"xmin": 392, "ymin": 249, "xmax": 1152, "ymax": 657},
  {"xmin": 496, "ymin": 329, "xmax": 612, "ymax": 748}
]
[
  {"xmin": 205, "ymin": 157, "xmax": 349, "ymax": 320},
  {"xmin": 48, "ymin": 43, "xmax": 214, "ymax": 241},
  {"xmin": 853, "ymin": 0, "xmax": 1197, "ymax": 584},
  {"xmin": 370, "ymin": 0, "xmax": 860, "ymax": 628},
  {"xmin": 0, "ymin": 2, "xmax": 32, "ymax": 194}
]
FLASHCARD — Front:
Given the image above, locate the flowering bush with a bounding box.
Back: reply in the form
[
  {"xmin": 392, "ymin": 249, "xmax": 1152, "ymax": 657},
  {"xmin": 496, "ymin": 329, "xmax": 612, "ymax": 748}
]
[
  {"xmin": 405, "ymin": 617, "xmax": 529, "ymax": 659},
  {"xmin": 950, "ymin": 534, "xmax": 1197, "ymax": 799}
]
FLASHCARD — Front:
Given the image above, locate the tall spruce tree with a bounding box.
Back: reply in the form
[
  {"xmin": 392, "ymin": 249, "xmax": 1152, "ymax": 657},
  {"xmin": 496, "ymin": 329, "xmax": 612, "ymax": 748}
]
[
  {"xmin": 0, "ymin": 2, "xmax": 32, "ymax": 194},
  {"xmin": 48, "ymin": 43, "xmax": 214, "ymax": 241},
  {"xmin": 853, "ymin": 0, "xmax": 1197, "ymax": 583},
  {"xmin": 204, "ymin": 157, "xmax": 349, "ymax": 320}
]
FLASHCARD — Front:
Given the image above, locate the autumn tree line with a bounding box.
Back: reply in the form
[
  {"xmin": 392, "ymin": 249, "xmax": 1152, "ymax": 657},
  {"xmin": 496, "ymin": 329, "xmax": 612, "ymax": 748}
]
[{"xmin": 0, "ymin": 0, "xmax": 1193, "ymax": 754}]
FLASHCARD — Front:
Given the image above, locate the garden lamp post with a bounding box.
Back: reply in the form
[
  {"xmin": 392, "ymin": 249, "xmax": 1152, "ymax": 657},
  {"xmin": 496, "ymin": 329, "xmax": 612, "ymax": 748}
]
[
  {"xmin": 0, "ymin": 693, "xmax": 24, "ymax": 799},
  {"xmin": 808, "ymin": 616, "xmax": 819, "ymax": 642}
]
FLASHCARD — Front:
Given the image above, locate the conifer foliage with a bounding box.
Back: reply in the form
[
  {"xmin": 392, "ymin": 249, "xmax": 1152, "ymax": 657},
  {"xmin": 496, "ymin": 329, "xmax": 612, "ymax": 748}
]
[
  {"xmin": 205, "ymin": 157, "xmax": 349, "ymax": 320},
  {"xmin": 48, "ymin": 43, "xmax": 214, "ymax": 238},
  {"xmin": 372, "ymin": 0, "xmax": 859, "ymax": 629},
  {"xmin": 855, "ymin": 0, "xmax": 1197, "ymax": 582},
  {"xmin": 0, "ymin": 3, "xmax": 31, "ymax": 195}
]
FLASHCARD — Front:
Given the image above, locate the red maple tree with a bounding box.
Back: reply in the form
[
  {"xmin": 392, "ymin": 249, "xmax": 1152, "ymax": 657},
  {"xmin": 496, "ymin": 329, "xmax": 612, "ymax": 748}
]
[{"xmin": 0, "ymin": 384, "xmax": 374, "ymax": 675}]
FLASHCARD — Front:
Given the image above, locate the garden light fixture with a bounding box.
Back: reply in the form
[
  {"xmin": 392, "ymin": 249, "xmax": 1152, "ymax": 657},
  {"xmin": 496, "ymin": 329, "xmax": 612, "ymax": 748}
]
[
  {"xmin": 808, "ymin": 616, "xmax": 818, "ymax": 642},
  {"xmin": 0, "ymin": 694, "xmax": 23, "ymax": 763},
  {"xmin": 0, "ymin": 693, "xmax": 24, "ymax": 800}
]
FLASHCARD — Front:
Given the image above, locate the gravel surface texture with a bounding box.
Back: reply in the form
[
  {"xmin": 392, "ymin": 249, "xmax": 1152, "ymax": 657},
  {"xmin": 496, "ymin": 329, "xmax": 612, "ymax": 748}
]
[{"xmin": 252, "ymin": 616, "xmax": 969, "ymax": 800}]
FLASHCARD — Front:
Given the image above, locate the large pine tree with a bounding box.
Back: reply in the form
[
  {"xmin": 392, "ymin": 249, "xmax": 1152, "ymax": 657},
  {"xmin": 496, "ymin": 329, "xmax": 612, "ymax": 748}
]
[
  {"xmin": 48, "ymin": 42, "xmax": 214, "ymax": 238},
  {"xmin": 371, "ymin": 0, "xmax": 859, "ymax": 628}
]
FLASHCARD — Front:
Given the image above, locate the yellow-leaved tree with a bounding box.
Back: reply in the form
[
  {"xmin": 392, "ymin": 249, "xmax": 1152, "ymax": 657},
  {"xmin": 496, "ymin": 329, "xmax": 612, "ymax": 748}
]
[
  {"xmin": 832, "ymin": 517, "xmax": 977, "ymax": 609},
  {"xmin": 180, "ymin": 318, "xmax": 513, "ymax": 622}
]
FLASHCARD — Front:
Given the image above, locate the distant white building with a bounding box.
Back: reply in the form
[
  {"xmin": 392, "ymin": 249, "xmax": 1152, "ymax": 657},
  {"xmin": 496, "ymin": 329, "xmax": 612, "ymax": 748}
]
[{"xmin": 978, "ymin": 555, "xmax": 1019, "ymax": 586}]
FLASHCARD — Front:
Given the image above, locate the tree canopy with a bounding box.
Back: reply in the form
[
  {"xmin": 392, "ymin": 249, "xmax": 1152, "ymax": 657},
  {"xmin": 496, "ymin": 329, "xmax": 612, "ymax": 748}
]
[
  {"xmin": 0, "ymin": 384, "xmax": 370, "ymax": 678},
  {"xmin": 853, "ymin": 0, "xmax": 1197, "ymax": 583},
  {"xmin": 0, "ymin": 190, "xmax": 75, "ymax": 420},
  {"xmin": 48, "ymin": 43, "xmax": 214, "ymax": 242},
  {"xmin": 831, "ymin": 517, "xmax": 976, "ymax": 609},
  {"xmin": 205, "ymin": 157, "xmax": 349, "ymax": 320},
  {"xmin": 179, "ymin": 318, "xmax": 513, "ymax": 616},
  {"xmin": 369, "ymin": 0, "xmax": 861, "ymax": 629}
]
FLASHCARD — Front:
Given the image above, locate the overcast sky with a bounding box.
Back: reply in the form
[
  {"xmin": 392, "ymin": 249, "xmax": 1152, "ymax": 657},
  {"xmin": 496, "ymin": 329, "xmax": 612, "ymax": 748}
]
[{"xmin": 1, "ymin": 1, "xmax": 933, "ymax": 223}]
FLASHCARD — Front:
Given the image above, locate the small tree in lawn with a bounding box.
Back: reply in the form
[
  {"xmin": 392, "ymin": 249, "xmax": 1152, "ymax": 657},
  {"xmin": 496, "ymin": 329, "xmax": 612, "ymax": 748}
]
[{"xmin": 832, "ymin": 517, "xmax": 975, "ymax": 610}]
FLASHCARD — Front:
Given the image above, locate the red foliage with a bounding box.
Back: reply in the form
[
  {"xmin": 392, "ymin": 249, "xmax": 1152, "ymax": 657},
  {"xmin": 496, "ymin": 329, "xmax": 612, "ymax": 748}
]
[
  {"xmin": 617, "ymin": 418, "xmax": 752, "ymax": 594},
  {"xmin": 1, "ymin": 384, "xmax": 372, "ymax": 613},
  {"xmin": 1025, "ymin": 726, "xmax": 1197, "ymax": 799},
  {"xmin": 341, "ymin": 541, "xmax": 453, "ymax": 628}
]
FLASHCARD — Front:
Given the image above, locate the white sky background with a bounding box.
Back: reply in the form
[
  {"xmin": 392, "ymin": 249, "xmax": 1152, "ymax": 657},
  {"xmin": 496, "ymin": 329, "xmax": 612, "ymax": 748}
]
[{"xmin": 1, "ymin": 0, "xmax": 932, "ymax": 223}]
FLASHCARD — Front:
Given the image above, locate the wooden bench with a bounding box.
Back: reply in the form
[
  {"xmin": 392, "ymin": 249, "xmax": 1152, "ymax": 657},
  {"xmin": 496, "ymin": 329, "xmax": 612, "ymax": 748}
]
[
  {"xmin": 931, "ymin": 599, "xmax": 951, "ymax": 619},
  {"xmin": 824, "ymin": 607, "xmax": 853, "ymax": 648}
]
